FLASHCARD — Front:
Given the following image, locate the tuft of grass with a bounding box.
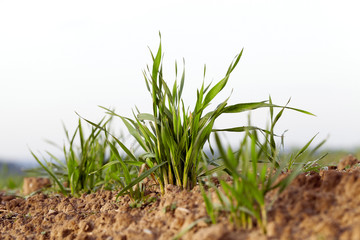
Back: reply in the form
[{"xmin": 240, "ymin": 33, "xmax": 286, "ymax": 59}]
[
  {"xmin": 284, "ymin": 136, "xmax": 328, "ymax": 172},
  {"xmin": 202, "ymin": 129, "xmax": 302, "ymax": 234},
  {"xmin": 87, "ymin": 36, "xmax": 313, "ymax": 197},
  {"xmin": 30, "ymin": 117, "xmax": 118, "ymax": 196},
  {"xmin": 97, "ymin": 42, "xmax": 246, "ymax": 194},
  {"xmin": 200, "ymin": 103, "xmax": 323, "ymax": 234},
  {"xmin": 200, "ymin": 101, "xmax": 321, "ymax": 233}
]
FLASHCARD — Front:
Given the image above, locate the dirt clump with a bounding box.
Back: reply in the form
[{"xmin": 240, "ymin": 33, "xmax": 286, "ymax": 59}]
[
  {"xmin": 268, "ymin": 168, "xmax": 360, "ymax": 240},
  {"xmin": 2, "ymin": 167, "xmax": 360, "ymax": 239},
  {"xmin": 22, "ymin": 177, "xmax": 51, "ymax": 195},
  {"xmin": 337, "ymin": 154, "xmax": 359, "ymax": 170}
]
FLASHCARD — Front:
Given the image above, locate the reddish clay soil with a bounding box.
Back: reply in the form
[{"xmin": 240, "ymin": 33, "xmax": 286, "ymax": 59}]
[{"xmin": 1, "ymin": 155, "xmax": 360, "ymax": 240}]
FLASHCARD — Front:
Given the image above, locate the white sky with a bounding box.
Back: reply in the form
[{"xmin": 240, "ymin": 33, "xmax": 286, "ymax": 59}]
[{"xmin": 1, "ymin": 0, "xmax": 360, "ymax": 162}]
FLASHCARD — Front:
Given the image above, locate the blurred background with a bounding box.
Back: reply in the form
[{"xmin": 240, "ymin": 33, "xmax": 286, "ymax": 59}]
[{"xmin": 1, "ymin": 0, "xmax": 359, "ymax": 164}]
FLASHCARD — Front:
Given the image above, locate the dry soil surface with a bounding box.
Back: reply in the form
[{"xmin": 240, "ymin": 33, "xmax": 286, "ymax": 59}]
[{"xmin": 1, "ymin": 156, "xmax": 360, "ymax": 240}]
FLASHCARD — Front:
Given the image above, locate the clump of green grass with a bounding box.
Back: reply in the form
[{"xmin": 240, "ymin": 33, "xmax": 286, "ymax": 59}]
[
  {"xmin": 200, "ymin": 104, "xmax": 321, "ymax": 234},
  {"xmin": 95, "ymin": 44, "xmax": 246, "ymax": 194},
  {"xmin": 283, "ymin": 137, "xmax": 328, "ymax": 172},
  {"xmin": 201, "ymin": 132, "xmax": 300, "ymax": 234},
  {"xmin": 30, "ymin": 117, "xmax": 118, "ymax": 196},
  {"xmin": 86, "ymin": 36, "xmax": 313, "ymax": 198}
]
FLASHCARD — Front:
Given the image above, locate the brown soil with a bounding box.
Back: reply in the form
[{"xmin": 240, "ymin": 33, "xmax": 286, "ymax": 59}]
[
  {"xmin": 1, "ymin": 155, "xmax": 360, "ymax": 240},
  {"xmin": 22, "ymin": 177, "xmax": 51, "ymax": 196}
]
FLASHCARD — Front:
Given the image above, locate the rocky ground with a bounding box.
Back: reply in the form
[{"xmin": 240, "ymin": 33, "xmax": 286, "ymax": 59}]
[{"xmin": 1, "ymin": 155, "xmax": 360, "ymax": 240}]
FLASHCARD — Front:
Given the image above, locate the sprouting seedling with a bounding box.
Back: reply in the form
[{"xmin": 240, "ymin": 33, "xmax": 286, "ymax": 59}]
[
  {"xmin": 202, "ymin": 119, "xmax": 307, "ymax": 234},
  {"xmin": 29, "ymin": 117, "xmax": 119, "ymax": 196}
]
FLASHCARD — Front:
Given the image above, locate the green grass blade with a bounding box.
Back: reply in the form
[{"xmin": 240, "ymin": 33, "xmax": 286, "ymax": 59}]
[
  {"xmin": 108, "ymin": 142, "xmax": 132, "ymax": 185},
  {"xmin": 200, "ymin": 183, "xmax": 216, "ymax": 224},
  {"xmin": 223, "ymin": 101, "xmax": 268, "ymax": 113},
  {"xmin": 203, "ymin": 77, "xmax": 228, "ymax": 108},
  {"xmin": 30, "ymin": 151, "xmax": 67, "ymax": 195},
  {"xmin": 137, "ymin": 113, "xmax": 157, "ymax": 122},
  {"xmin": 198, "ymin": 165, "xmax": 227, "ymax": 178},
  {"xmin": 294, "ymin": 134, "xmax": 318, "ymax": 159},
  {"xmin": 79, "ymin": 115, "xmax": 139, "ymax": 162},
  {"xmin": 213, "ymin": 126, "xmax": 272, "ymax": 135}
]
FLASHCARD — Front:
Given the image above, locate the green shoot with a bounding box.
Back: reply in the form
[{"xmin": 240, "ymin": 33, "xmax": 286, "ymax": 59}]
[{"xmin": 30, "ymin": 117, "xmax": 117, "ymax": 196}]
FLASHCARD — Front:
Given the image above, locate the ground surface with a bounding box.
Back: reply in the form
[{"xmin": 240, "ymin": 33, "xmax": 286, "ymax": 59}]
[{"xmin": 1, "ymin": 156, "xmax": 360, "ymax": 240}]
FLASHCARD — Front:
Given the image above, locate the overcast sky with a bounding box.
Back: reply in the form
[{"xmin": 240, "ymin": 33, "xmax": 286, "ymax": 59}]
[{"xmin": 1, "ymin": 0, "xmax": 359, "ymax": 162}]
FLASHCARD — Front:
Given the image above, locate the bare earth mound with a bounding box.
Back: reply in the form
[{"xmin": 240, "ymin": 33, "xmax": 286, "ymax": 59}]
[{"xmin": 2, "ymin": 166, "xmax": 360, "ymax": 239}]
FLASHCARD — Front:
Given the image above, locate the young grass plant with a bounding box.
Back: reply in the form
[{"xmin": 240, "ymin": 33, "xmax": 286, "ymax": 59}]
[
  {"xmin": 93, "ymin": 36, "xmax": 314, "ymax": 197},
  {"xmin": 31, "ymin": 117, "xmax": 116, "ymax": 196},
  {"xmin": 200, "ymin": 100, "xmax": 320, "ymax": 233},
  {"xmin": 284, "ymin": 137, "xmax": 328, "ymax": 172},
  {"xmin": 202, "ymin": 130, "xmax": 302, "ymax": 234},
  {"xmin": 100, "ymin": 45, "xmax": 245, "ymax": 193}
]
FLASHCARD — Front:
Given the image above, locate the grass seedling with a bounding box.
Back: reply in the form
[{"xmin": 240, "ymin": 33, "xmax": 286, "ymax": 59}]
[
  {"xmin": 201, "ymin": 99, "xmax": 320, "ymax": 233},
  {"xmin": 202, "ymin": 130, "xmax": 302, "ymax": 234},
  {"xmin": 30, "ymin": 117, "xmax": 117, "ymax": 196},
  {"xmin": 92, "ymin": 36, "xmax": 313, "ymax": 196},
  {"xmin": 284, "ymin": 137, "xmax": 328, "ymax": 172},
  {"xmin": 99, "ymin": 42, "xmax": 245, "ymax": 193}
]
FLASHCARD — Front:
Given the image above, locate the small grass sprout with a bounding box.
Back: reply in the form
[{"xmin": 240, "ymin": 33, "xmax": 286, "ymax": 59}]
[
  {"xmin": 200, "ymin": 104, "xmax": 312, "ymax": 233},
  {"xmin": 284, "ymin": 136, "xmax": 328, "ymax": 172},
  {"xmin": 202, "ymin": 130, "xmax": 302, "ymax": 234},
  {"xmin": 30, "ymin": 117, "xmax": 116, "ymax": 196},
  {"xmin": 97, "ymin": 42, "xmax": 245, "ymax": 194}
]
